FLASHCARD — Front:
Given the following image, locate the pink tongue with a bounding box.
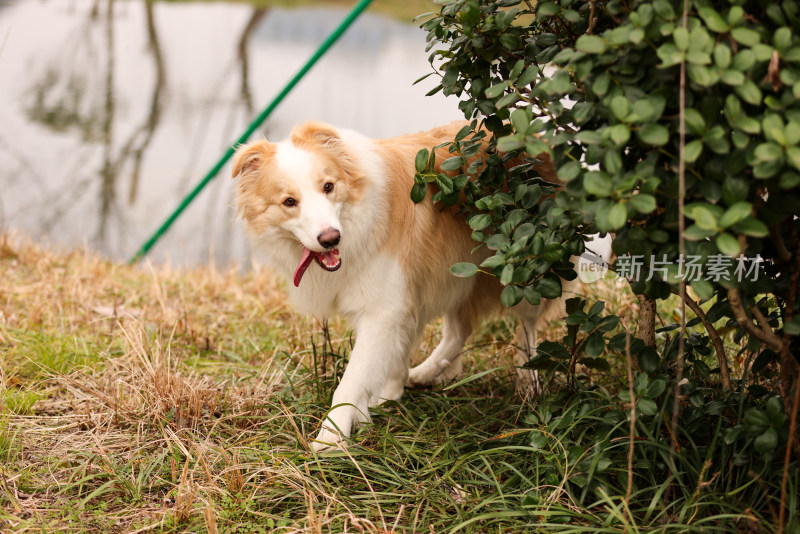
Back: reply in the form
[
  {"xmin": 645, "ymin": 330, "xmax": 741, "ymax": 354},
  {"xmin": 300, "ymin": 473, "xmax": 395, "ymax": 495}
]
[{"xmin": 293, "ymin": 248, "xmax": 316, "ymax": 287}]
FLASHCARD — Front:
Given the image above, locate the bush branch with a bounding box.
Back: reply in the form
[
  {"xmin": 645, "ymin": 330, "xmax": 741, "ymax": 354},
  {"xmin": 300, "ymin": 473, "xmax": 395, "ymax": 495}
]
[
  {"xmin": 727, "ymin": 288, "xmax": 783, "ymax": 352},
  {"xmin": 678, "ymin": 291, "xmax": 732, "ymax": 390}
]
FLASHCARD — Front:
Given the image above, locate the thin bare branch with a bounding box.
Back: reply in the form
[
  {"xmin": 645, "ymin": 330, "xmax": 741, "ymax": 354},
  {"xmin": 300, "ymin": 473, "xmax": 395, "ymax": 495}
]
[
  {"xmin": 750, "ymin": 303, "xmax": 778, "ymax": 340},
  {"xmin": 669, "ymin": 0, "xmax": 690, "ymax": 498},
  {"xmin": 624, "ymin": 330, "xmax": 636, "ymax": 508},
  {"xmin": 727, "ymin": 287, "xmax": 783, "ymax": 352},
  {"xmin": 679, "ymin": 291, "xmax": 732, "ymax": 390}
]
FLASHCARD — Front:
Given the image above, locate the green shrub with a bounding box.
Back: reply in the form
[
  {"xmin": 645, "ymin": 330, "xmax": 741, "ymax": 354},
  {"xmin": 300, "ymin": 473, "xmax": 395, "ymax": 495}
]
[{"xmin": 414, "ymin": 0, "xmax": 800, "ymax": 528}]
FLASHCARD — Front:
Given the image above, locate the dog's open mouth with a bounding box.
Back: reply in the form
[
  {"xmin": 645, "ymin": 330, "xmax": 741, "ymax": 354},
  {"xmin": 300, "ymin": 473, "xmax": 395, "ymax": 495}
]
[{"xmin": 293, "ymin": 247, "xmax": 341, "ymax": 287}]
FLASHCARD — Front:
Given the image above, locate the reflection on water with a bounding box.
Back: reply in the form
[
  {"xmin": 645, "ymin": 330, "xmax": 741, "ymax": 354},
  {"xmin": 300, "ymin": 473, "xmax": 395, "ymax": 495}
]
[{"xmin": 0, "ymin": 0, "xmax": 460, "ymax": 265}]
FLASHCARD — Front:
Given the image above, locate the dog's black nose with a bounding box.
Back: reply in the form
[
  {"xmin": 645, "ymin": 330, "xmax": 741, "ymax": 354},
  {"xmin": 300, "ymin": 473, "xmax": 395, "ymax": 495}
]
[{"xmin": 318, "ymin": 228, "xmax": 341, "ymax": 249}]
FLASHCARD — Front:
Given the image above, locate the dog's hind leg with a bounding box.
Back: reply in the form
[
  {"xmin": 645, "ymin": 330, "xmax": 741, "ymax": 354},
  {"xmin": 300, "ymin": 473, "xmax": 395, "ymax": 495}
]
[
  {"xmin": 406, "ymin": 309, "xmax": 472, "ymax": 387},
  {"xmin": 514, "ymin": 305, "xmax": 542, "ymax": 398}
]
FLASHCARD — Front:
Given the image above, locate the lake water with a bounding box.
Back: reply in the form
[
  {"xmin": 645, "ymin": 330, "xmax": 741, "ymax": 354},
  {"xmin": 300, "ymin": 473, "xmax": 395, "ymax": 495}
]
[{"xmin": 0, "ymin": 0, "xmax": 462, "ymax": 265}]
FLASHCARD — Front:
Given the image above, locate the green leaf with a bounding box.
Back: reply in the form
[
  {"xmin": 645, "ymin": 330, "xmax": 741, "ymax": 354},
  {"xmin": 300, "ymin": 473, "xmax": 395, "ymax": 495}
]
[
  {"xmin": 524, "ymin": 286, "xmax": 541, "ymax": 305},
  {"xmin": 639, "ymin": 349, "xmax": 659, "ymax": 373},
  {"xmin": 576, "ymin": 130, "xmax": 603, "ymax": 145},
  {"xmin": 501, "ymin": 285, "xmax": 522, "ymax": 307},
  {"xmin": 585, "ymin": 334, "xmax": 605, "ymax": 357},
  {"xmin": 638, "ymin": 123, "xmax": 669, "ymax": 146},
  {"xmin": 440, "ymin": 156, "xmax": 465, "ymax": 171},
  {"xmin": 722, "ymin": 176, "xmax": 750, "ymax": 206},
  {"xmin": 526, "ymin": 139, "xmax": 551, "ymax": 157},
  {"xmin": 481, "ymin": 254, "xmax": 505, "ymax": 269},
  {"xmin": 713, "ymin": 43, "xmax": 732, "ymax": 68},
  {"xmin": 657, "ymin": 42, "xmax": 684, "ymax": 67},
  {"xmin": 786, "ymin": 121, "xmax": 800, "ymax": 145},
  {"xmin": 780, "ymin": 172, "xmax": 800, "ymax": 189},
  {"xmin": 629, "ymin": 99, "xmax": 656, "ymax": 122},
  {"xmin": 557, "ymin": 160, "xmax": 581, "ymax": 182},
  {"xmin": 593, "ymin": 73, "xmax": 611, "ymax": 95},
  {"xmin": 736, "ymin": 80, "xmax": 762, "ymax": 106},
  {"xmin": 583, "ymin": 172, "xmax": 613, "ymax": 197},
  {"xmin": 688, "ymin": 65, "xmax": 716, "ymax": 86},
  {"xmin": 698, "ymin": 7, "xmax": 729, "ymax": 33},
  {"xmin": 731, "ymin": 27, "xmax": 761, "ymax": 47},
  {"xmin": 652, "ymin": 0, "xmax": 675, "ymax": 20},
  {"xmin": 518, "ymin": 65, "xmax": 539, "ymax": 86},
  {"xmin": 716, "ymin": 233, "xmax": 741, "ymax": 256},
  {"xmin": 469, "ymin": 213, "xmax": 492, "ymax": 231},
  {"xmin": 721, "ymin": 69, "xmax": 745, "ymax": 86},
  {"xmin": 410, "ymin": 182, "xmax": 427, "ymax": 203},
  {"xmin": 763, "ymin": 114, "xmax": 787, "ymax": 145},
  {"xmin": 673, "ymin": 27, "xmax": 689, "ymax": 50},
  {"xmin": 536, "ymin": 1, "xmax": 560, "ymax": 17},
  {"xmin": 496, "ymin": 92, "xmax": 521, "ymax": 110},
  {"xmin": 603, "ymin": 150, "xmax": 622, "ymax": 174},
  {"xmin": 576, "ymin": 35, "xmax": 607, "ymax": 54},
  {"xmin": 728, "ymin": 6, "xmax": 744, "ymax": 25},
  {"xmin": 784, "ymin": 316, "xmax": 800, "ymax": 335},
  {"xmin": 754, "ymin": 427, "xmax": 778, "ymax": 454},
  {"xmin": 684, "ymin": 139, "xmax": 703, "ymax": 162},
  {"xmin": 786, "ymin": 147, "xmax": 800, "ymax": 170},
  {"xmin": 496, "ymin": 136, "xmax": 526, "ymax": 152},
  {"xmin": 500, "ymin": 264, "xmax": 514, "ymax": 285},
  {"xmin": 451, "ymin": 262, "xmax": 479, "ymax": 277},
  {"xmin": 754, "ymin": 143, "xmax": 784, "ymax": 162},
  {"xmin": 638, "ymin": 398, "xmax": 658, "ymax": 416},
  {"xmin": 536, "ymin": 274, "xmax": 562, "ymax": 299},
  {"xmin": 691, "ymin": 278, "xmax": 714, "ymax": 300},
  {"xmin": 647, "ymin": 378, "xmax": 667, "ymax": 398},
  {"xmin": 629, "ymin": 194, "xmax": 656, "ymax": 214},
  {"xmin": 610, "ymin": 95, "xmax": 630, "ymax": 121},
  {"xmin": 691, "ymin": 205, "xmax": 719, "ymax": 230},
  {"xmin": 415, "ymin": 149, "xmax": 430, "ymax": 173},
  {"xmin": 608, "ymin": 202, "xmax": 628, "ymax": 230},
  {"xmin": 485, "ymin": 80, "xmax": 512, "ymax": 99},
  {"xmin": 684, "ymin": 108, "xmax": 706, "ymax": 135},
  {"xmin": 732, "ymin": 217, "xmax": 769, "ymax": 237},
  {"xmin": 684, "ymin": 224, "xmax": 715, "ymax": 241},
  {"xmin": 608, "ymin": 124, "xmax": 631, "ymax": 146},
  {"xmin": 510, "ymin": 108, "xmax": 530, "ymax": 135},
  {"xmin": 719, "ymin": 202, "xmax": 753, "ymax": 228},
  {"xmin": 435, "ymin": 174, "xmax": 454, "ymax": 195}
]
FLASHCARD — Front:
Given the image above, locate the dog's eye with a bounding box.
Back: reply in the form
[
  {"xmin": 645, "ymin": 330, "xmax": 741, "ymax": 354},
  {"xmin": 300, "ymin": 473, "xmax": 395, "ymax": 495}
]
[
  {"xmin": 323, "ymin": 182, "xmax": 334, "ymax": 194},
  {"xmin": 283, "ymin": 197, "xmax": 297, "ymax": 207}
]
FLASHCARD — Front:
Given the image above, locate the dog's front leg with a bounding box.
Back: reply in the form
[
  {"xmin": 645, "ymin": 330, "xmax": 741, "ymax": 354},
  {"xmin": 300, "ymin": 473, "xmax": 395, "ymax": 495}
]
[{"xmin": 311, "ymin": 311, "xmax": 413, "ymax": 452}]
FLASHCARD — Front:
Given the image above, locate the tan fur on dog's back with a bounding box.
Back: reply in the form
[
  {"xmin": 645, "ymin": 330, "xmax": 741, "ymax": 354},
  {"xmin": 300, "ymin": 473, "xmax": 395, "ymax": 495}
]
[{"xmin": 374, "ymin": 121, "xmax": 557, "ymax": 327}]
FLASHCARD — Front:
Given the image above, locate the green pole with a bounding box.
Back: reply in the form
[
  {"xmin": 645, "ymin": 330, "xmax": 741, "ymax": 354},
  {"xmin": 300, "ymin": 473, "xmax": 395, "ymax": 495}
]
[{"xmin": 129, "ymin": 0, "xmax": 375, "ymax": 264}]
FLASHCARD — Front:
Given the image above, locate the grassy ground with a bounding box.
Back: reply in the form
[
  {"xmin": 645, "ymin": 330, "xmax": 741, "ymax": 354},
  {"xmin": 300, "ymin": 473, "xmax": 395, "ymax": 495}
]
[{"xmin": 0, "ymin": 233, "xmax": 792, "ymax": 533}]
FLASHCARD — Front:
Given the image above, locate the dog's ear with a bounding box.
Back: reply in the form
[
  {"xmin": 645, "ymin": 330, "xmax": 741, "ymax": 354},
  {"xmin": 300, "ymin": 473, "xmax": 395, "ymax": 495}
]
[
  {"xmin": 232, "ymin": 141, "xmax": 274, "ymax": 178},
  {"xmin": 290, "ymin": 122, "xmax": 341, "ymax": 149}
]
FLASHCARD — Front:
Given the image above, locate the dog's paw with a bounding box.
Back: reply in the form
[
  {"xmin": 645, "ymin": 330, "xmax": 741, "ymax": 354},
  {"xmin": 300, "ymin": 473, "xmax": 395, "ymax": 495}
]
[
  {"xmin": 310, "ymin": 428, "xmax": 346, "ymax": 453},
  {"xmin": 407, "ymin": 357, "xmax": 463, "ymax": 387},
  {"xmin": 406, "ymin": 366, "xmax": 434, "ymax": 388}
]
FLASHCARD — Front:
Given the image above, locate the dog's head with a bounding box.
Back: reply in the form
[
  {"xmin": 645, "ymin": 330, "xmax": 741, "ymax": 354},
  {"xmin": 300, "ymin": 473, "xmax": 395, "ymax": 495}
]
[{"xmin": 232, "ymin": 122, "xmax": 366, "ymax": 286}]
